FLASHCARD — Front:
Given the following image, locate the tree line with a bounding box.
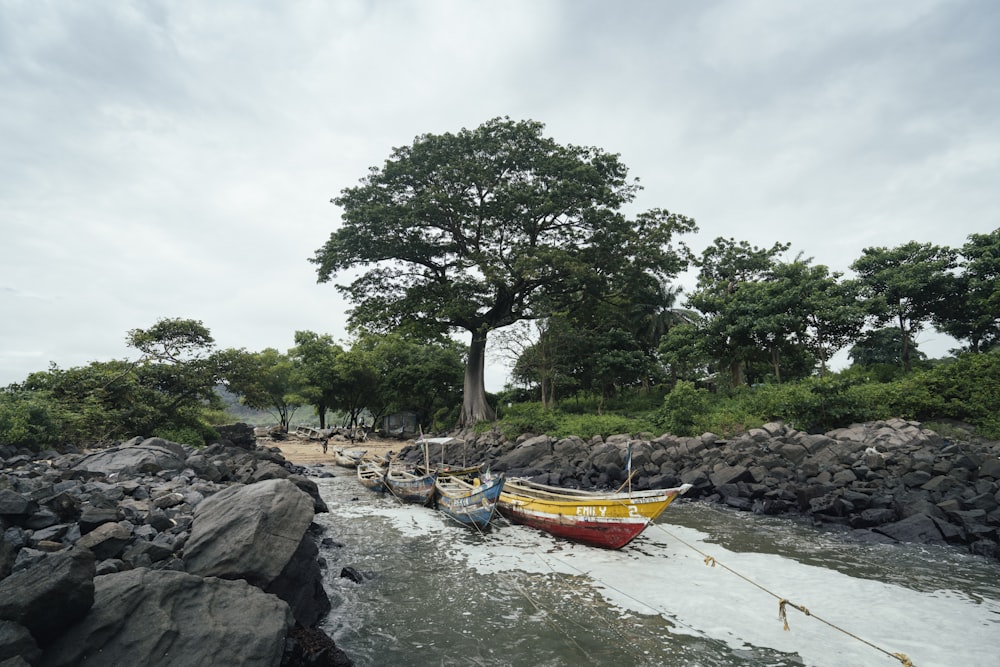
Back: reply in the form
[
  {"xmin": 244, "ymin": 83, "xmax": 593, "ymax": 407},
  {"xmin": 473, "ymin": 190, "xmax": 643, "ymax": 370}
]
[
  {"xmin": 0, "ymin": 319, "xmax": 465, "ymax": 449},
  {"xmin": 501, "ymin": 231, "xmax": 998, "ymax": 406},
  {"xmin": 310, "ymin": 117, "xmax": 998, "ymax": 419},
  {"xmin": 3, "ymin": 117, "xmax": 997, "ymax": 448}
]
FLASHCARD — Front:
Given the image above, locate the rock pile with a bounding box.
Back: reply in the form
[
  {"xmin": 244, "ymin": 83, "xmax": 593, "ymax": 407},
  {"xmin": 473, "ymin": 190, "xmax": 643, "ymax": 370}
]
[
  {"xmin": 0, "ymin": 425, "xmax": 351, "ymax": 666},
  {"xmin": 401, "ymin": 419, "xmax": 1000, "ymax": 559}
]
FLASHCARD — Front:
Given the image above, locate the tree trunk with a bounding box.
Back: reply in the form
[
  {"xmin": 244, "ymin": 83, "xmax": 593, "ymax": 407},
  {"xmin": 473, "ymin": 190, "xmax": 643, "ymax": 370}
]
[
  {"xmin": 898, "ymin": 315, "xmax": 912, "ymax": 372},
  {"xmin": 729, "ymin": 359, "xmax": 745, "ymax": 388},
  {"xmin": 460, "ymin": 331, "xmax": 496, "ymax": 426}
]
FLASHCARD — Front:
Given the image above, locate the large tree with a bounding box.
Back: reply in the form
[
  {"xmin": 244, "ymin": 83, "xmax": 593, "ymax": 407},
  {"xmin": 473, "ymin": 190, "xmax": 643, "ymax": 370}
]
[
  {"xmin": 934, "ymin": 228, "xmax": 1000, "ymax": 353},
  {"xmin": 767, "ymin": 260, "xmax": 865, "ymax": 377},
  {"xmin": 290, "ymin": 331, "xmax": 344, "ymax": 428},
  {"xmin": 311, "ymin": 117, "xmax": 696, "ymax": 425},
  {"xmin": 686, "ymin": 237, "xmax": 790, "ymax": 387},
  {"xmin": 227, "ymin": 348, "xmax": 304, "ymax": 432},
  {"xmin": 851, "ymin": 242, "xmax": 958, "ymax": 372}
]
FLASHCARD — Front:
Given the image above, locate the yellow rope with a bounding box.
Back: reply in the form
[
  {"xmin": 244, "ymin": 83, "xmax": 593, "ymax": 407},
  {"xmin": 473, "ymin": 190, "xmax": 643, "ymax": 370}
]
[{"xmin": 659, "ymin": 523, "xmax": 915, "ymax": 666}]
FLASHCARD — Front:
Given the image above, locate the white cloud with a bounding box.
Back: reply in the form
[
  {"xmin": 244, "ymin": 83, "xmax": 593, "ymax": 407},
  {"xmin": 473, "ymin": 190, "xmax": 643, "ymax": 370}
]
[{"xmin": 1, "ymin": 0, "xmax": 997, "ymax": 388}]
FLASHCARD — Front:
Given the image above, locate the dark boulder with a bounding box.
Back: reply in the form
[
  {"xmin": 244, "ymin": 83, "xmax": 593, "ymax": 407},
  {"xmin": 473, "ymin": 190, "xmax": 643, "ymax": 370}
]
[
  {"xmin": 494, "ymin": 435, "xmax": 553, "ymax": 472},
  {"xmin": 39, "ymin": 568, "xmax": 294, "ymax": 666},
  {"xmin": 71, "ymin": 441, "xmax": 187, "ymax": 476},
  {"xmin": 0, "ymin": 620, "xmax": 40, "ymax": 665},
  {"xmin": 184, "ymin": 479, "xmax": 329, "ymax": 626},
  {"xmin": 284, "ymin": 625, "xmax": 353, "ymax": 667},
  {"xmin": 874, "ymin": 513, "xmax": 946, "ymax": 545},
  {"xmin": 0, "ymin": 548, "xmax": 95, "ymax": 646}
]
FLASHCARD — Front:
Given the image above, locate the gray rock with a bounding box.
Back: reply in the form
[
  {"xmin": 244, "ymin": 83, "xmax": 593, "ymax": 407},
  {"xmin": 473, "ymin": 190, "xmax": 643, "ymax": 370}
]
[
  {"xmin": 0, "ymin": 490, "xmax": 35, "ymax": 519},
  {"xmin": 495, "ymin": 435, "xmax": 553, "ymax": 471},
  {"xmin": 0, "ymin": 548, "xmax": 95, "ymax": 645},
  {"xmin": 75, "ymin": 522, "xmax": 132, "ymax": 560},
  {"xmin": 183, "ymin": 479, "xmax": 328, "ymax": 625},
  {"xmin": 77, "ymin": 506, "xmax": 122, "ymax": 534},
  {"xmin": 0, "ymin": 620, "xmax": 40, "ymax": 664},
  {"xmin": 774, "ymin": 443, "xmax": 808, "ymax": 465},
  {"xmin": 709, "ymin": 465, "xmax": 753, "ymax": 488},
  {"xmin": 185, "ymin": 479, "xmax": 313, "ymax": 583},
  {"xmin": 874, "ymin": 513, "xmax": 946, "ymax": 545},
  {"xmin": 39, "ymin": 568, "xmax": 293, "ymax": 667},
  {"xmin": 72, "ymin": 443, "xmax": 187, "ymax": 476},
  {"xmin": 979, "ymin": 457, "xmax": 1000, "ymax": 480}
]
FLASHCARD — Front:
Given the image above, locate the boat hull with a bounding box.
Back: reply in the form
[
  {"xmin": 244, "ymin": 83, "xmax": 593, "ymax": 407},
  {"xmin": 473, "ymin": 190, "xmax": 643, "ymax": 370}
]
[
  {"xmin": 385, "ymin": 469, "xmax": 437, "ymax": 505},
  {"xmin": 334, "ymin": 448, "xmax": 367, "ymax": 468},
  {"xmin": 435, "ymin": 475, "xmax": 504, "ymax": 529},
  {"xmin": 497, "ymin": 480, "xmax": 691, "ymax": 549},
  {"xmin": 356, "ymin": 461, "xmax": 386, "ymax": 492}
]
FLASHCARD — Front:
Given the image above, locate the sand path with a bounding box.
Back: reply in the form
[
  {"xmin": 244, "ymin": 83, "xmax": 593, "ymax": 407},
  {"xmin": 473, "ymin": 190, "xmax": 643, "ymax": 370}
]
[{"xmin": 265, "ymin": 433, "xmax": 404, "ymax": 466}]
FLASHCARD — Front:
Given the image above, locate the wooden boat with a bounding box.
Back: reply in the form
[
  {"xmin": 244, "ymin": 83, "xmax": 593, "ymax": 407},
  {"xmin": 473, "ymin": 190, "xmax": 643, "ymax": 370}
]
[
  {"xmin": 497, "ymin": 478, "xmax": 693, "ymax": 549},
  {"xmin": 356, "ymin": 459, "xmax": 387, "ymax": 492},
  {"xmin": 418, "ymin": 462, "xmax": 483, "ymax": 478},
  {"xmin": 434, "ymin": 472, "xmax": 505, "ymax": 530},
  {"xmin": 414, "ymin": 436, "xmax": 478, "ymax": 477},
  {"xmin": 333, "ymin": 447, "xmax": 367, "ymax": 468},
  {"xmin": 384, "ymin": 465, "xmax": 437, "ymax": 505}
]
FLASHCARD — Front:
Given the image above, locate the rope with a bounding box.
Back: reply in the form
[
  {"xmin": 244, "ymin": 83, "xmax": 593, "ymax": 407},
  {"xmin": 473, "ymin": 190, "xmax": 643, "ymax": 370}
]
[
  {"xmin": 653, "ymin": 522, "xmax": 915, "ymax": 666},
  {"xmin": 502, "ymin": 571, "xmax": 599, "ymax": 666},
  {"xmin": 497, "ymin": 538, "xmax": 684, "ymax": 665},
  {"xmin": 494, "ymin": 516, "xmax": 739, "ymax": 660}
]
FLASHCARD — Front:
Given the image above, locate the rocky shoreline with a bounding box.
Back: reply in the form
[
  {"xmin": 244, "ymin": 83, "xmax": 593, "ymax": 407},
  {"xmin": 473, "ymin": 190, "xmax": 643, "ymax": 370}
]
[
  {"xmin": 0, "ymin": 424, "xmax": 351, "ymax": 666},
  {"xmin": 396, "ymin": 418, "xmax": 1000, "ymax": 560},
  {"xmin": 3, "ymin": 418, "xmax": 998, "ymax": 665}
]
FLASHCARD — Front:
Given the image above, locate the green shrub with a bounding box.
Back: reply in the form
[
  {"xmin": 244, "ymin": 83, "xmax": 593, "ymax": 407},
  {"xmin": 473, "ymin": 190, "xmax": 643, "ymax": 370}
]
[
  {"xmin": 655, "ymin": 381, "xmax": 709, "ymax": 437},
  {"xmin": 496, "ymin": 402, "xmax": 562, "ymax": 439},
  {"xmin": 698, "ymin": 404, "xmax": 765, "ymax": 438},
  {"xmin": 553, "ymin": 413, "xmax": 653, "ymax": 440},
  {"xmin": 0, "ymin": 391, "xmax": 63, "ymax": 450}
]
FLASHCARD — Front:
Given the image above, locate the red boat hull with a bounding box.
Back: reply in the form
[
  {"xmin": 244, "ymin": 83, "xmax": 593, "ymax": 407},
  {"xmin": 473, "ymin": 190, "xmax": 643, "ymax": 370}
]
[{"xmin": 498, "ymin": 507, "xmax": 649, "ymax": 549}]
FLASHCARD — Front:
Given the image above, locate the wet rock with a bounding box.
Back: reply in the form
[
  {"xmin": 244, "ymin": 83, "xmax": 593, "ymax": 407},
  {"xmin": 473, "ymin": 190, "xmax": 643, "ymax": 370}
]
[
  {"xmin": 284, "ymin": 624, "xmax": 353, "ymax": 667},
  {"xmin": 874, "ymin": 513, "xmax": 946, "ymax": 545},
  {"xmin": 339, "ymin": 566, "xmax": 365, "ymax": 583}
]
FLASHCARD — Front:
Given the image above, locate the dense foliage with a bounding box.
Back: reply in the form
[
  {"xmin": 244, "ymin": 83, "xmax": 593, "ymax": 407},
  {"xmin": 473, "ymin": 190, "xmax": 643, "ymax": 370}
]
[
  {"xmin": 0, "ymin": 320, "xmax": 465, "ymax": 450},
  {"xmin": 4, "ymin": 121, "xmax": 998, "ymax": 450},
  {"xmin": 489, "ymin": 350, "xmax": 1000, "ymax": 441},
  {"xmin": 312, "ymin": 117, "xmax": 696, "ymax": 425}
]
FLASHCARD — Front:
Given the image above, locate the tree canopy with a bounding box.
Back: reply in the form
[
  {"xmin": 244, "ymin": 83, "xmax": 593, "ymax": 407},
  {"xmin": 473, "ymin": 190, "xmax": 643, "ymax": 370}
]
[
  {"xmin": 312, "ymin": 117, "xmax": 696, "ymax": 425},
  {"xmin": 850, "ymin": 242, "xmax": 958, "ymax": 372}
]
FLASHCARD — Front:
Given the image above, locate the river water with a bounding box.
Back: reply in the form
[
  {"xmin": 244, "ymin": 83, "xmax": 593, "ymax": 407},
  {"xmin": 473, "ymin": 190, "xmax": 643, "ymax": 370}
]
[{"xmin": 312, "ymin": 468, "xmax": 1000, "ymax": 667}]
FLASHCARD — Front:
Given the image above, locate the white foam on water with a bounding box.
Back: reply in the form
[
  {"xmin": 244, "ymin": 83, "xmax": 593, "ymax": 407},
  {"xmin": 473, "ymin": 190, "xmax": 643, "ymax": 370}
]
[
  {"xmin": 456, "ymin": 520, "xmax": 998, "ymax": 667},
  {"xmin": 328, "ymin": 481, "xmax": 1000, "ymax": 666}
]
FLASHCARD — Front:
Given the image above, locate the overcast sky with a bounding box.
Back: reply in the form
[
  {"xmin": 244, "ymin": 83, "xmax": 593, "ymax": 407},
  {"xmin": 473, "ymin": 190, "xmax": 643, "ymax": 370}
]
[{"xmin": 2, "ymin": 0, "xmax": 998, "ymax": 391}]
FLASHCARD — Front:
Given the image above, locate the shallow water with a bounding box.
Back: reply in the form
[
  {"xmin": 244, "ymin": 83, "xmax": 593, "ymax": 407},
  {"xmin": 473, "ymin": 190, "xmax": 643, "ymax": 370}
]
[{"xmin": 313, "ymin": 468, "xmax": 1000, "ymax": 667}]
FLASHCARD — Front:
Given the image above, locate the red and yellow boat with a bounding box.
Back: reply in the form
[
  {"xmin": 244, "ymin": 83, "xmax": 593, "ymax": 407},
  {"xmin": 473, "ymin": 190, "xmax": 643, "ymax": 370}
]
[{"xmin": 497, "ymin": 478, "xmax": 692, "ymax": 549}]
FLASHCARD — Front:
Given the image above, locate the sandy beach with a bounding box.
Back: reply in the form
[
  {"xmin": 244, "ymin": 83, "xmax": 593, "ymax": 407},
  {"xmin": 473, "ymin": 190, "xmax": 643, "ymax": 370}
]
[{"xmin": 266, "ymin": 433, "xmax": 405, "ymax": 466}]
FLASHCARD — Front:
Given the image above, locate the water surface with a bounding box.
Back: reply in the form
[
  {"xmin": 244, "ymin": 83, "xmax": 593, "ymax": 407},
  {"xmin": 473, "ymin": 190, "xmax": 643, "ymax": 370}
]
[{"xmin": 314, "ymin": 470, "xmax": 1000, "ymax": 667}]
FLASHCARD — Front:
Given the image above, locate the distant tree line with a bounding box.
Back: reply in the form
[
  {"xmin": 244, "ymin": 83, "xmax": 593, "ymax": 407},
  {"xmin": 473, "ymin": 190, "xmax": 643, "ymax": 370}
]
[
  {"xmin": 500, "ymin": 229, "xmax": 999, "ymax": 404},
  {"xmin": 310, "ymin": 117, "xmax": 999, "ymax": 427},
  {"xmin": 3, "ymin": 116, "xmax": 998, "ymax": 447},
  {"xmin": 0, "ymin": 318, "xmax": 464, "ymax": 449}
]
